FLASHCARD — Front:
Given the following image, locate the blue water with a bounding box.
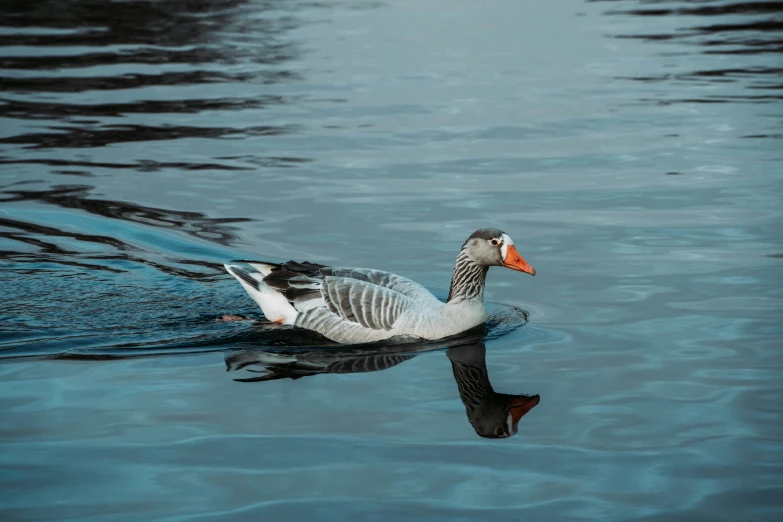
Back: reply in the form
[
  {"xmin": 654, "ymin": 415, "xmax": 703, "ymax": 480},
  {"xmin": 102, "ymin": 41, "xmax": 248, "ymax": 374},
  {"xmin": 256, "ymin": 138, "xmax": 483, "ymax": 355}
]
[{"xmin": 1, "ymin": 0, "xmax": 782, "ymax": 520}]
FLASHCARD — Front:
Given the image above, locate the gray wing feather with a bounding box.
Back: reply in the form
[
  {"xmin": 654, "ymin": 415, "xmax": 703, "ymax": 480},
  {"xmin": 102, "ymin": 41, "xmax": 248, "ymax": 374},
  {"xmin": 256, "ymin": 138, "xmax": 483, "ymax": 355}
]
[
  {"xmin": 255, "ymin": 261, "xmax": 434, "ymax": 339},
  {"xmin": 296, "ymin": 307, "xmax": 387, "ymax": 344},
  {"xmin": 262, "ymin": 263, "xmax": 437, "ymax": 306},
  {"xmin": 359, "ymin": 284, "xmax": 373, "ymax": 329},
  {"xmin": 327, "ymin": 268, "xmax": 438, "ymax": 303},
  {"xmin": 321, "ymin": 277, "xmax": 413, "ymax": 331}
]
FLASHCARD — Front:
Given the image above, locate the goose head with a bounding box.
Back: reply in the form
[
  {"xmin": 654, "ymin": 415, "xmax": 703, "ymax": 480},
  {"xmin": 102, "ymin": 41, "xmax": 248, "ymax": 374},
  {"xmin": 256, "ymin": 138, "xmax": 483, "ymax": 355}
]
[{"xmin": 462, "ymin": 228, "xmax": 536, "ymax": 275}]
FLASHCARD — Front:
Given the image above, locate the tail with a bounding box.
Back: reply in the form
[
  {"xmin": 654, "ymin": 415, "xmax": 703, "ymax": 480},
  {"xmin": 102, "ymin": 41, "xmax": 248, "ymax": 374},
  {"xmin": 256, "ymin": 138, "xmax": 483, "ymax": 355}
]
[{"xmin": 224, "ymin": 262, "xmax": 298, "ymax": 325}]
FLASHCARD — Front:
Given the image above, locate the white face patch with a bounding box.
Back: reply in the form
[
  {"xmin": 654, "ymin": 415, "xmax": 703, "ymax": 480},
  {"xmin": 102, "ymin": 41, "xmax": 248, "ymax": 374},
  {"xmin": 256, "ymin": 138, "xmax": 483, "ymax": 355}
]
[{"xmin": 500, "ymin": 233, "xmax": 513, "ymax": 261}]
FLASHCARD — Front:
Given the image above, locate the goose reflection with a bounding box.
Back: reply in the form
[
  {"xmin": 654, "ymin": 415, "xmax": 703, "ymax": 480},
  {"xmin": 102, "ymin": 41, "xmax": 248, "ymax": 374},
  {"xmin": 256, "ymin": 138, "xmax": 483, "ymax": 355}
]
[
  {"xmin": 447, "ymin": 343, "xmax": 540, "ymax": 438},
  {"xmin": 226, "ymin": 341, "xmax": 539, "ymax": 439}
]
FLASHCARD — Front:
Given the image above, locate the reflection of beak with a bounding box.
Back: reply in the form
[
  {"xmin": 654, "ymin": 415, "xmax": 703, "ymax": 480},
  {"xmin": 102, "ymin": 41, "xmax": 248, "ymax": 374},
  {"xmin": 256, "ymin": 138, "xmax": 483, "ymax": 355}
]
[
  {"xmin": 503, "ymin": 245, "xmax": 536, "ymax": 275},
  {"xmin": 509, "ymin": 394, "xmax": 540, "ymax": 425}
]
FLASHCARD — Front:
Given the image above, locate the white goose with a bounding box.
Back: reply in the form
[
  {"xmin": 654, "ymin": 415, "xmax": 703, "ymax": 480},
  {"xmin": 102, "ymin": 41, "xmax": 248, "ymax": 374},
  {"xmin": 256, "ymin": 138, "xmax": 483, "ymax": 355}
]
[{"xmin": 224, "ymin": 228, "xmax": 535, "ymax": 344}]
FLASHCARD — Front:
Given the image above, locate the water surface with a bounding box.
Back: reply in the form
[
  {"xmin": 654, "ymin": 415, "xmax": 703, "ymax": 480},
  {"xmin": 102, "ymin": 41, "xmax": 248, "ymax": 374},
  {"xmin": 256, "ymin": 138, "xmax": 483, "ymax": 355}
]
[{"xmin": 1, "ymin": 0, "xmax": 782, "ymax": 520}]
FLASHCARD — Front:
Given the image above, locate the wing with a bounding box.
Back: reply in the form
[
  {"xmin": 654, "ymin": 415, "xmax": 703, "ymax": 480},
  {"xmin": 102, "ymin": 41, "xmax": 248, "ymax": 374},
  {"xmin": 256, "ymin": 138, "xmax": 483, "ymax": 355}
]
[
  {"xmin": 325, "ymin": 267, "xmax": 439, "ymax": 304},
  {"xmin": 264, "ymin": 272, "xmax": 416, "ymax": 331},
  {"xmin": 255, "ymin": 260, "xmax": 439, "ymax": 304},
  {"xmin": 319, "ymin": 276, "xmax": 416, "ymax": 330},
  {"xmin": 237, "ymin": 260, "xmax": 436, "ymax": 339}
]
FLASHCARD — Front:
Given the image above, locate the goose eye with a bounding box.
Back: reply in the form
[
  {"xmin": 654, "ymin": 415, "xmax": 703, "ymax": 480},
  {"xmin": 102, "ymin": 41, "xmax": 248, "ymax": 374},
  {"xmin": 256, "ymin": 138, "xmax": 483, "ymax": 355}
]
[{"xmin": 489, "ymin": 238, "xmax": 500, "ymax": 247}]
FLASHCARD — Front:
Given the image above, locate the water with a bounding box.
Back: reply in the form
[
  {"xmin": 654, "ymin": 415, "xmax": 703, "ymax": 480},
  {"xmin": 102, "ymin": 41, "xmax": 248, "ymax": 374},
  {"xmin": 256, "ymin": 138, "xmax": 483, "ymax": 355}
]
[{"xmin": 1, "ymin": 0, "xmax": 781, "ymax": 519}]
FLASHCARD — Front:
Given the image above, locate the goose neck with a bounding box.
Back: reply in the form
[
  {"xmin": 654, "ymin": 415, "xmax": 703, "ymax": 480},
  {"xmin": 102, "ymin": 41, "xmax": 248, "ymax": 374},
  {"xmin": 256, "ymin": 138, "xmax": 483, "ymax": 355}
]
[{"xmin": 447, "ymin": 251, "xmax": 488, "ymax": 303}]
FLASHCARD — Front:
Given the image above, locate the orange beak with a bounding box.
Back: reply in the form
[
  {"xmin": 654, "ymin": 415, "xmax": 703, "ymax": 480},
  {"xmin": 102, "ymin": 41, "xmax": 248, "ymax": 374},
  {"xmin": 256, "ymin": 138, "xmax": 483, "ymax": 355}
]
[
  {"xmin": 503, "ymin": 245, "xmax": 536, "ymax": 275},
  {"xmin": 509, "ymin": 394, "xmax": 540, "ymax": 425}
]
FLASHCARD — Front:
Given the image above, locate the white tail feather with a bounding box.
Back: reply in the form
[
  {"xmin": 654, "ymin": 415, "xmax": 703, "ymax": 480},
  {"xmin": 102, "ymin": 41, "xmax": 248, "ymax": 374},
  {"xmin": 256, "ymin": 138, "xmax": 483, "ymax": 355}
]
[{"xmin": 224, "ymin": 264, "xmax": 298, "ymax": 325}]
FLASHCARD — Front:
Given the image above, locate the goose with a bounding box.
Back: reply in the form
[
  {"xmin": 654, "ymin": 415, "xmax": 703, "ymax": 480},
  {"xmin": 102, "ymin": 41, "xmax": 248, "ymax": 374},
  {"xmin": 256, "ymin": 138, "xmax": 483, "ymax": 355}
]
[{"xmin": 224, "ymin": 228, "xmax": 535, "ymax": 344}]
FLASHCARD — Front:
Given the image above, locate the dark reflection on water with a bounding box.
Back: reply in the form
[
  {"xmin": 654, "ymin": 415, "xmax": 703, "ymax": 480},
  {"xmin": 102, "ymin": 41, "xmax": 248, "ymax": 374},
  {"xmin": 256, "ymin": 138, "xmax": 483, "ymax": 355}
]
[
  {"xmin": 224, "ymin": 307, "xmax": 528, "ymax": 373},
  {"xmin": 228, "ymin": 341, "xmax": 540, "ymax": 439},
  {"xmin": 0, "ymin": 211, "xmax": 227, "ymax": 278},
  {"xmin": 0, "ymin": 0, "xmax": 304, "ymax": 149},
  {"xmin": 0, "ymin": 157, "xmax": 252, "ymax": 174},
  {"xmin": 0, "ymin": 122, "xmax": 298, "ymax": 149},
  {"xmin": 0, "ymin": 96, "xmax": 289, "ymax": 120},
  {"xmin": 0, "ymin": 70, "xmax": 294, "ymax": 94},
  {"xmin": 0, "ymin": 0, "xmax": 299, "ymax": 62},
  {"xmin": 0, "ymin": 185, "xmax": 249, "ymax": 246},
  {"xmin": 597, "ymin": 0, "xmax": 783, "ymax": 105}
]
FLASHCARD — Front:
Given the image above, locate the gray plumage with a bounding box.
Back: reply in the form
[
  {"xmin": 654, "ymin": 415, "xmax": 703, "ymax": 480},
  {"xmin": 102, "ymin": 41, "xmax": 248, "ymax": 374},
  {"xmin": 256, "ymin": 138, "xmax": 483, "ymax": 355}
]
[{"xmin": 224, "ymin": 228, "xmax": 535, "ymax": 344}]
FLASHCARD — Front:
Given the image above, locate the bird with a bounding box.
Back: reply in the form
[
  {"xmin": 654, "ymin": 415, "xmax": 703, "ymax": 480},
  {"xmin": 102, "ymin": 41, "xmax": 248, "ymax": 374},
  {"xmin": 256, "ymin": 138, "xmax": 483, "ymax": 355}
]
[{"xmin": 223, "ymin": 228, "xmax": 535, "ymax": 344}]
